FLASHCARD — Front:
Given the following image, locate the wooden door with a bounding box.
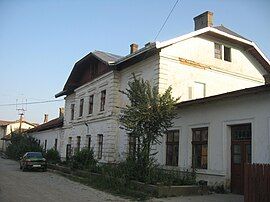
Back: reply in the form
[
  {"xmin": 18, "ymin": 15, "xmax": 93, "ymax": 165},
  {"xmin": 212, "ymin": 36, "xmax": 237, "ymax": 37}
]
[{"xmin": 231, "ymin": 124, "xmax": 251, "ymax": 194}]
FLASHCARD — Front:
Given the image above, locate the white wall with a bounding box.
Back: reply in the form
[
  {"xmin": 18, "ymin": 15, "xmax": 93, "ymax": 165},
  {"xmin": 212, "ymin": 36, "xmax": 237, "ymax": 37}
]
[
  {"xmin": 159, "ymin": 36, "xmax": 265, "ymax": 100},
  {"xmin": 31, "ymin": 128, "xmax": 64, "ymax": 153},
  {"xmin": 155, "ymin": 90, "xmax": 270, "ymax": 186}
]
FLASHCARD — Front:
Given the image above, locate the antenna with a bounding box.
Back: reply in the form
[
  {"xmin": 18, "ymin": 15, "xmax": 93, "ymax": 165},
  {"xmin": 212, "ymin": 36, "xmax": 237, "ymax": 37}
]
[{"xmin": 16, "ymin": 96, "xmax": 27, "ymax": 133}]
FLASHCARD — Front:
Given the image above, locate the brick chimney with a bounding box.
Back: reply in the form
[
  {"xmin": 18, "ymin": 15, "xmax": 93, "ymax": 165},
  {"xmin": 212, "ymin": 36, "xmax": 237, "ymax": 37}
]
[
  {"xmin": 43, "ymin": 114, "xmax": 48, "ymax": 123},
  {"xmin": 130, "ymin": 43, "xmax": 138, "ymax": 54},
  {"xmin": 193, "ymin": 11, "xmax": 213, "ymax": 31},
  {"xmin": 59, "ymin": 107, "xmax": 64, "ymax": 118}
]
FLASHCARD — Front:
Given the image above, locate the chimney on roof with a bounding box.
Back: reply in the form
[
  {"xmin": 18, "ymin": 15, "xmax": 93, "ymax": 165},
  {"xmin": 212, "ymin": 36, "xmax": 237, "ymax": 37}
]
[
  {"xmin": 130, "ymin": 43, "xmax": 138, "ymax": 54},
  {"xmin": 59, "ymin": 107, "xmax": 64, "ymax": 118},
  {"xmin": 43, "ymin": 114, "xmax": 48, "ymax": 123},
  {"xmin": 193, "ymin": 11, "xmax": 213, "ymax": 31}
]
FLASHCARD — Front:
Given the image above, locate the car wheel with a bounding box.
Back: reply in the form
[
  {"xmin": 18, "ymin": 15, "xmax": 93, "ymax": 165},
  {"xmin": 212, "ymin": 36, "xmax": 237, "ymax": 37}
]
[
  {"xmin": 22, "ymin": 166, "xmax": 27, "ymax": 172},
  {"xmin": 42, "ymin": 167, "xmax": 47, "ymax": 172}
]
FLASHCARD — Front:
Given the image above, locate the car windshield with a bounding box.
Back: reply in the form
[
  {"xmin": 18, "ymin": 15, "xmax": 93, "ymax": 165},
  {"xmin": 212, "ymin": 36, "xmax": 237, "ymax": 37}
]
[{"xmin": 26, "ymin": 152, "xmax": 43, "ymax": 158}]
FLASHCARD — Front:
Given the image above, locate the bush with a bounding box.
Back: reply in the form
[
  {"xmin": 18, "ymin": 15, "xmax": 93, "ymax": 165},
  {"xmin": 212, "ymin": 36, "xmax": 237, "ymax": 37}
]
[
  {"xmin": 70, "ymin": 148, "xmax": 97, "ymax": 171},
  {"xmin": 5, "ymin": 133, "xmax": 43, "ymax": 160},
  {"xmin": 44, "ymin": 149, "xmax": 61, "ymax": 164}
]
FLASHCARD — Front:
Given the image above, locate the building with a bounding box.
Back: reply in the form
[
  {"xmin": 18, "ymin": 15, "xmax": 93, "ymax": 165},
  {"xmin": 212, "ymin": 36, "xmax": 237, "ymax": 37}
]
[
  {"xmin": 27, "ymin": 109, "xmax": 64, "ymax": 156},
  {"xmin": 0, "ymin": 119, "xmax": 37, "ymax": 151},
  {"xmin": 155, "ymin": 84, "xmax": 270, "ymax": 194},
  {"xmin": 30, "ymin": 11, "xmax": 270, "ymax": 191}
]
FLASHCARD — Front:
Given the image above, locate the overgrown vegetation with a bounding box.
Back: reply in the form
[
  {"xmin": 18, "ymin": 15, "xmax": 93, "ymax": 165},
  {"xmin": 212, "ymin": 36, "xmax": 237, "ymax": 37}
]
[
  {"xmin": 119, "ymin": 74, "xmax": 179, "ymax": 181},
  {"xmin": 44, "ymin": 148, "xmax": 61, "ymax": 164},
  {"xmin": 5, "ymin": 132, "xmax": 43, "ymax": 160},
  {"xmin": 69, "ymin": 148, "xmax": 97, "ymax": 171}
]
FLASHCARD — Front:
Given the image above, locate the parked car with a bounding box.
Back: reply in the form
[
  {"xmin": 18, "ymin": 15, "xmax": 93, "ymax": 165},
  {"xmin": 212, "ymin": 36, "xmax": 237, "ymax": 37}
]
[{"xmin": 20, "ymin": 152, "xmax": 47, "ymax": 172}]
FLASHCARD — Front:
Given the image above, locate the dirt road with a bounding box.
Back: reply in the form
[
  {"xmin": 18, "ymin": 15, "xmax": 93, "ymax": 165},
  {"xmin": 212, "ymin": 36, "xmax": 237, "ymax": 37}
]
[{"xmin": 0, "ymin": 157, "xmax": 127, "ymax": 202}]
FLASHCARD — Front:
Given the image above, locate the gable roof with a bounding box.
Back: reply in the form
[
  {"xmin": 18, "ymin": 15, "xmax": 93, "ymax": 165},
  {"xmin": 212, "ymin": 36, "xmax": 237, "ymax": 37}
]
[
  {"xmin": 213, "ymin": 25, "xmax": 249, "ymax": 41},
  {"xmin": 0, "ymin": 120, "xmax": 38, "ymax": 127},
  {"xmin": 27, "ymin": 117, "xmax": 63, "ymax": 133},
  {"xmin": 56, "ymin": 25, "xmax": 270, "ymax": 98},
  {"xmin": 0, "ymin": 120, "xmax": 14, "ymax": 126},
  {"xmin": 156, "ymin": 25, "xmax": 270, "ymax": 73},
  {"xmin": 92, "ymin": 51, "xmax": 122, "ymax": 64}
]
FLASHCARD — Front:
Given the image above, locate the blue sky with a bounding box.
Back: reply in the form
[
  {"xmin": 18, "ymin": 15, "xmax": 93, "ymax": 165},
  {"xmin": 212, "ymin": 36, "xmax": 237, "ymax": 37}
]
[{"xmin": 0, "ymin": 0, "xmax": 269, "ymax": 123}]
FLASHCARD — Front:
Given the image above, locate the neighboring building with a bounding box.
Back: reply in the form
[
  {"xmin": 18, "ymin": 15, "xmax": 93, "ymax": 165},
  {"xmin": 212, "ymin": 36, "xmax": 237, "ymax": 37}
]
[
  {"xmin": 31, "ymin": 11, "xmax": 270, "ymax": 192},
  {"xmin": 0, "ymin": 119, "xmax": 37, "ymax": 151},
  {"xmin": 155, "ymin": 84, "xmax": 270, "ymax": 194},
  {"xmin": 27, "ymin": 109, "xmax": 64, "ymax": 157}
]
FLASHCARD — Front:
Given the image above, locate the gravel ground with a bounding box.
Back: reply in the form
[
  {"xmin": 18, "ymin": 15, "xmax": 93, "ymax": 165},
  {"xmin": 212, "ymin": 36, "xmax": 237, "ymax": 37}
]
[
  {"xmin": 0, "ymin": 157, "xmax": 243, "ymax": 202},
  {"xmin": 0, "ymin": 157, "xmax": 127, "ymax": 202},
  {"xmin": 149, "ymin": 193, "xmax": 243, "ymax": 202}
]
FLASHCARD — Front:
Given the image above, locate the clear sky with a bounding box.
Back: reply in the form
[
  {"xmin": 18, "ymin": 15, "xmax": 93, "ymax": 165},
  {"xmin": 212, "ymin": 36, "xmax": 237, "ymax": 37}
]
[{"xmin": 0, "ymin": 0, "xmax": 269, "ymax": 124}]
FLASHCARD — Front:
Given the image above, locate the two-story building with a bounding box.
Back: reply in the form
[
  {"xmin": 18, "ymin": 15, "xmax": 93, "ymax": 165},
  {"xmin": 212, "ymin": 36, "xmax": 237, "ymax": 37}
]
[{"xmin": 31, "ymin": 11, "xmax": 270, "ymax": 192}]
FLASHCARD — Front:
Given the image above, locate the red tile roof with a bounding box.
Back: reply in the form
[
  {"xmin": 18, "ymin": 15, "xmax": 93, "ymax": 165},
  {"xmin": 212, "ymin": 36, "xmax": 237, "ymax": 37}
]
[
  {"xmin": 0, "ymin": 120, "xmax": 14, "ymax": 126},
  {"xmin": 27, "ymin": 117, "xmax": 63, "ymax": 133}
]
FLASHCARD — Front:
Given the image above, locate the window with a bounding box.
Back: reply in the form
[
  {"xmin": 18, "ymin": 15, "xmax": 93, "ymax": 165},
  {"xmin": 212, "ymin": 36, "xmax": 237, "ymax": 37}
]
[
  {"xmin": 166, "ymin": 130, "xmax": 179, "ymax": 166},
  {"xmin": 71, "ymin": 104, "xmax": 75, "ymax": 120},
  {"xmin": 192, "ymin": 127, "xmax": 208, "ymax": 169},
  {"xmin": 54, "ymin": 139, "xmax": 58, "ymax": 150},
  {"xmin": 97, "ymin": 134, "xmax": 103, "ymax": 159},
  {"xmin": 86, "ymin": 135, "xmax": 91, "ymax": 149},
  {"xmin": 38, "ymin": 140, "xmax": 40, "ymax": 146},
  {"xmin": 77, "ymin": 136, "xmax": 81, "ymax": 152},
  {"xmin": 214, "ymin": 43, "xmax": 222, "ymax": 59},
  {"xmin": 100, "ymin": 90, "xmax": 106, "ymax": 111},
  {"xmin": 79, "ymin": 98, "xmax": 84, "ymax": 117},
  {"xmin": 194, "ymin": 82, "xmax": 206, "ymax": 99},
  {"xmin": 224, "ymin": 46, "xmax": 231, "ymax": 62},
  {"xmin": 89, "ymin": 95, "xmax": 94, "ymax": 114},
  {"xmin": 44, "ymin": 140, "xmax": 47, "ymax": 151},
  {"xmin": 214, "ymin": 43, "xmax": 232, "ymax": 62},
  {"xmin": 128, "ymin": 135, "xmax": 136, "ymax": 158}
]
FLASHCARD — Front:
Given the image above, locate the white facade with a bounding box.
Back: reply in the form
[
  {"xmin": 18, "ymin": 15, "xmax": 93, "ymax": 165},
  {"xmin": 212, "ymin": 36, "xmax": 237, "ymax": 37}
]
[
  {"xmin": 0, "ymin": 121, "xmax": 36, "ymax": 151},
  {"xmin": 30, "ymin": 15, "xmax": 270, "ymax": 189},
  {"xmin": 155, "ymin": 88, "xmax": 270, "ymax": 188},
  {"xmin": 31, "ymin": 127, "xmax": 64, "ymax": 153}
]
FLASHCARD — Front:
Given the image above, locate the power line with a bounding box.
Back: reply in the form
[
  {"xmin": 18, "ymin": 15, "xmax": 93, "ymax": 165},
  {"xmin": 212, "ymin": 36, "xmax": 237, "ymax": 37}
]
[
  {"xmin": 0, "ymin": 99, "xmax": 64, "ymax": 107},
  {"xmin": 154, "ymin": 0, "xmax": 180, "ymax": 41}
]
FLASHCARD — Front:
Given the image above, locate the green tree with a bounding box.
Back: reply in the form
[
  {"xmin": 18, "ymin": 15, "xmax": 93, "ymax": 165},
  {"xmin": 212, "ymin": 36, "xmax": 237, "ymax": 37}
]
[
  {"xmin": 120, "ymin": 74, "xmax": 179, "ymax": 181},
  {"xmin": 5, "ymin": 132, "xmax": 43, "ymax": 160}
]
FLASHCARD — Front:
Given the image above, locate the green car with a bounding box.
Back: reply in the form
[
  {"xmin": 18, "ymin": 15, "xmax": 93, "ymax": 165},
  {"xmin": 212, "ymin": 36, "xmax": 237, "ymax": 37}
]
[{"xmin": 20, "ymin": 152, "xmax": 47, "ymax": 172}]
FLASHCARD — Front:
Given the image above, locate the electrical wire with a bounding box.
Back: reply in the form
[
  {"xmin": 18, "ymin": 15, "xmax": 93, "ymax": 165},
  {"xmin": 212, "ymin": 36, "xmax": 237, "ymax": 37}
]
[
  {"xmin": 154, "ymin": 0, "xmax": 180, "ymax": 41},
  {"xmin": 0, "ymin": 99, "xmax": 64, "ymax": 107}
]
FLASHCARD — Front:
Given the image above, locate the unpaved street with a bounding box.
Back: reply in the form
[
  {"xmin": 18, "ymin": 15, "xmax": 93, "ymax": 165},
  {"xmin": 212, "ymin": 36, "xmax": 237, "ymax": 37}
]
[{"xmin": 0, "ymin": 157, "xmax": 127, "ymax": 202}]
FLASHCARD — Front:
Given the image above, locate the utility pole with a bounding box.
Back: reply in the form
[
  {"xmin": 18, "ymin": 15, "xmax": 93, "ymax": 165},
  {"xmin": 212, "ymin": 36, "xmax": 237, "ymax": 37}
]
[{"xmin": 16, "ymin": 97, "xmax": 27, "ymax": 134}]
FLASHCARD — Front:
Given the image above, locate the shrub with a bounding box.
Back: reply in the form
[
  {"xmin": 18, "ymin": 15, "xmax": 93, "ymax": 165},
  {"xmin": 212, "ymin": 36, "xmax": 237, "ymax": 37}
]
[
  {"xmin": 6, "ymin": 133, "xmax": 43, "ymax": 160},
  {"xmin": 70, "ymin": 148, "xmax": 97, "ymax": 171},
  {"xmin": 44, "ymin": 149, "xmax": 61, "ymax": 164}
]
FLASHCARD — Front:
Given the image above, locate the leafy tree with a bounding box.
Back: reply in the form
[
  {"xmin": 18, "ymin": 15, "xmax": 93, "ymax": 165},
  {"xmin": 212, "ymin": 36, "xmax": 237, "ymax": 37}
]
[
  {"xmin": 120, "ymin": 74, "xmax": 179, "ymax": 181},
  {"xmin": 45, "ymin": 148, "xmax": 61, "ymax": 164},
  {"xmin": 5, "ymin": 132, "xmax": 43, "ymax": 160}
]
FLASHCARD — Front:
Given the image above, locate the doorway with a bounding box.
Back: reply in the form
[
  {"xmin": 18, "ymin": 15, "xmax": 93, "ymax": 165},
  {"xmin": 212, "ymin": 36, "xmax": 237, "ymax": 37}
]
[{"xmin": 231, "ymin": 123, "xmax": 251, "ymax": 194}]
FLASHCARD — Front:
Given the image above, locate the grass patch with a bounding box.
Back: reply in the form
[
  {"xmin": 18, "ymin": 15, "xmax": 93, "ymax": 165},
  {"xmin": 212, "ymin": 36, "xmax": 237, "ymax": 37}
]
[{"xmin": 51, "ymin": 169, "xmax": 151, "ymax": 201}]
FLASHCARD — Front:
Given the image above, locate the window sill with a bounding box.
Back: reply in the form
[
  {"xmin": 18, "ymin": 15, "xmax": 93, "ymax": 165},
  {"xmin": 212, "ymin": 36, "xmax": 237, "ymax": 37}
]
[{"xmin": 97, "ymin": 111, "xmax": 105, "ymax": 115}]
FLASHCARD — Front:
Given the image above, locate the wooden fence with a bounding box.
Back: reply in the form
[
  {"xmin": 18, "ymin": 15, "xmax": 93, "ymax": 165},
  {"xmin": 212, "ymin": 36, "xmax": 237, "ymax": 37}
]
[{"xmin": 244, "ymin": 163, "xmax": 270, "ymax": 202}]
